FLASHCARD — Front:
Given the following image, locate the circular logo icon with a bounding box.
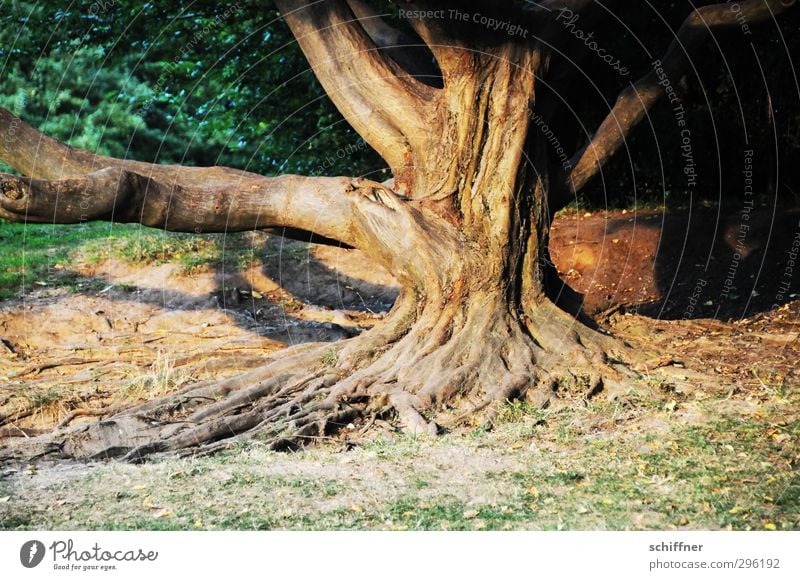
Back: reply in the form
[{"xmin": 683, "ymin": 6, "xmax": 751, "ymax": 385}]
[{"xmin": 20, "ymin": 540, "xmax": 46, "ymax": 568}]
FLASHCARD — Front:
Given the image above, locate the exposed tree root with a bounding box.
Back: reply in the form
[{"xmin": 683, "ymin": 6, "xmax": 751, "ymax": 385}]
[
  {"xmin": 0, "ymin": 425, "xmax": 48, "ymax": 438},
  {"xmin": 55, "ymin": 405, "xmax": 131, "ymax": 429},
  {"xmin": 0, "ymin": 291, "xmax": 659, "ymax": 465}
]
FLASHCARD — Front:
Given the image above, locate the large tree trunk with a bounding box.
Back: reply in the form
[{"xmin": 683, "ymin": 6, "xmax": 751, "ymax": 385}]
[
  {"xmin": 6, "ymin": 0, "xmax": 744, "ymax": 461},
  {"xmin": 93, "ymin": 63, "xmax": 613, "ymax": 461},
  {"xmin": 0, "ymin": 83, "xmax": 634, "ymax": 461}
]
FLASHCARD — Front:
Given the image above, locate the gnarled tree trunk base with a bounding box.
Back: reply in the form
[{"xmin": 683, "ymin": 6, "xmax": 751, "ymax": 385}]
[{"xmin": 1, "ymin": 292, "xmax": 655, "ymax": 464}]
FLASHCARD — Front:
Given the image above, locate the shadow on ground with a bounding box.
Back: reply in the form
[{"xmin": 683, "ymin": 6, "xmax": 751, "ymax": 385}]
[{"xmin": 550, "ymin": 205, "xmax": 800, "ymax": 320}]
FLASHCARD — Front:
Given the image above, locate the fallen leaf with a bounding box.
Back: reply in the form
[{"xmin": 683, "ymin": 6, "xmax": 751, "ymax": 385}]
[
  {"xmin": 0, "ymin": 496, "xmax": 10, "ymax": 503},
  {"xmin": 463, "ymin": 509, "xmax": 479, "ymax": 519}
]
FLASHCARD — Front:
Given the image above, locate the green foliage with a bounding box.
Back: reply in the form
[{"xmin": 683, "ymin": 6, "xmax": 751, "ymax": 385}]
[
  {"xmin": 1, "ymin": 2, "xmax": 797, "ymax": 203},
  {"xmin": 0, "ymin": 0, "xmax": 384, "ymax": 176}
]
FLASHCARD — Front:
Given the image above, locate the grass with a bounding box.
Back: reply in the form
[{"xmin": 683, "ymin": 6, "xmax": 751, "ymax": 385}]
[
  {"xmin": 114, "ymin": 352, "xmax": 191, "ymax": 403},
  {"xmin": 0, "ymin": 220, "xmax": 121, "ymax": 299},
  {"xmin": 103, "ymin": 232, "xmax": 220, "ymax": 272},
  {"xmin": 2, "ymin": 396, "xmax": 796, "ymax": 531},
  {"xmin": 320, "ymin": 349, "xmax": 338, "ymax": 367},
  {"xmin": 0, "ymin": 219, "xmax": 265, "ymax": 300}
]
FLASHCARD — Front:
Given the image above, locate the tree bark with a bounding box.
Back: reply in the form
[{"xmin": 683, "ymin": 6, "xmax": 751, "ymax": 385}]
[
  {"xmin": 8, "ymin": 0, "xmax": 784, "ymax": 460},
  {"xmin": 0, "ymin": 64, "xmax": 635, "ymax": 460}
]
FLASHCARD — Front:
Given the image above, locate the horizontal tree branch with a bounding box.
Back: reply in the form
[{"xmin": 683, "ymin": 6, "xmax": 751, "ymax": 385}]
[
  {"xmin": 0, "ymin": 107, "xmax": 397, "ymax": 251},
  {"xmin": 0, "ymin": 167, "xmax": 371, "ymax": 244},
  {"xmin": 0, "ymin": 107, "xmax": 463, "ymax": 291},
  {"xmin": 561, "ymin": 0, "xmax": 796, "ymax": 197},
  {"xmin": 0, "ymin": 165, "xmax": 462, "ymax": 291}
]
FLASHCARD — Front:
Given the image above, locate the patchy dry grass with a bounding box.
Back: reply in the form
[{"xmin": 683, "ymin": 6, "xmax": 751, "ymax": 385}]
[
  {"xmin": 113, "ymin": 352, "xmax": 192, "ymax": 404},
  {"xmin": 79, "ymin": 230, "xmax": 263, "ymax": 275},
  {"xmin": 0, "ymin": 351, "xmax": 194, "ymax": 432},
  {"xmin": 0, "ymin": 219, "xmax": 266, "ymax": 302},
  {"xmin": 2, "ymin": 392, "xmax": 797, "ymax": 531},
  {"xmin": 0, "ymin": 220, "xmax": 119, "ymax": 300},
  {"xmin": 1, "ymin": 218, "xmax": 797, "ymax": 531},
  {"xmin": 0, "ymin": 222, "xmax": 269, "ymax": 427},
  {"xmin": 82, "ymin": 231, "xmax": 220, "ymax": 273}
]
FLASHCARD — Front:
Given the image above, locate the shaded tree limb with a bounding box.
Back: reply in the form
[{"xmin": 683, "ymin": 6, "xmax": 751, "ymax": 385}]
[
  {"xmin": 560, "ymin": 0, "xmax": 796, "ymax": 199},
  {"xmin": 345, "ymin": 0, "xmax": 442, "ymax": 85}
]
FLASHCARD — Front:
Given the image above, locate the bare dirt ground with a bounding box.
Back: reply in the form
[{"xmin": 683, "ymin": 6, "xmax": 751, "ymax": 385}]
[
  {"xmin": 0, "ymin": 208, "xmax": 798, "ymax": 530},
  {"xmin": 550, "ymin": 207, "xmax": 800, "ymax": 389},
  {"xmin": 0, "ymin": 233, "xmax": 398, "ymax": 432}
]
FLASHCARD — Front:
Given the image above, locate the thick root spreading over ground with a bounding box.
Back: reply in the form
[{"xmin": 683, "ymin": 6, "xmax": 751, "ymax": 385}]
[{"xmin": 0, "ymin": 290, "xmax": 650, "ymax": 463}]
